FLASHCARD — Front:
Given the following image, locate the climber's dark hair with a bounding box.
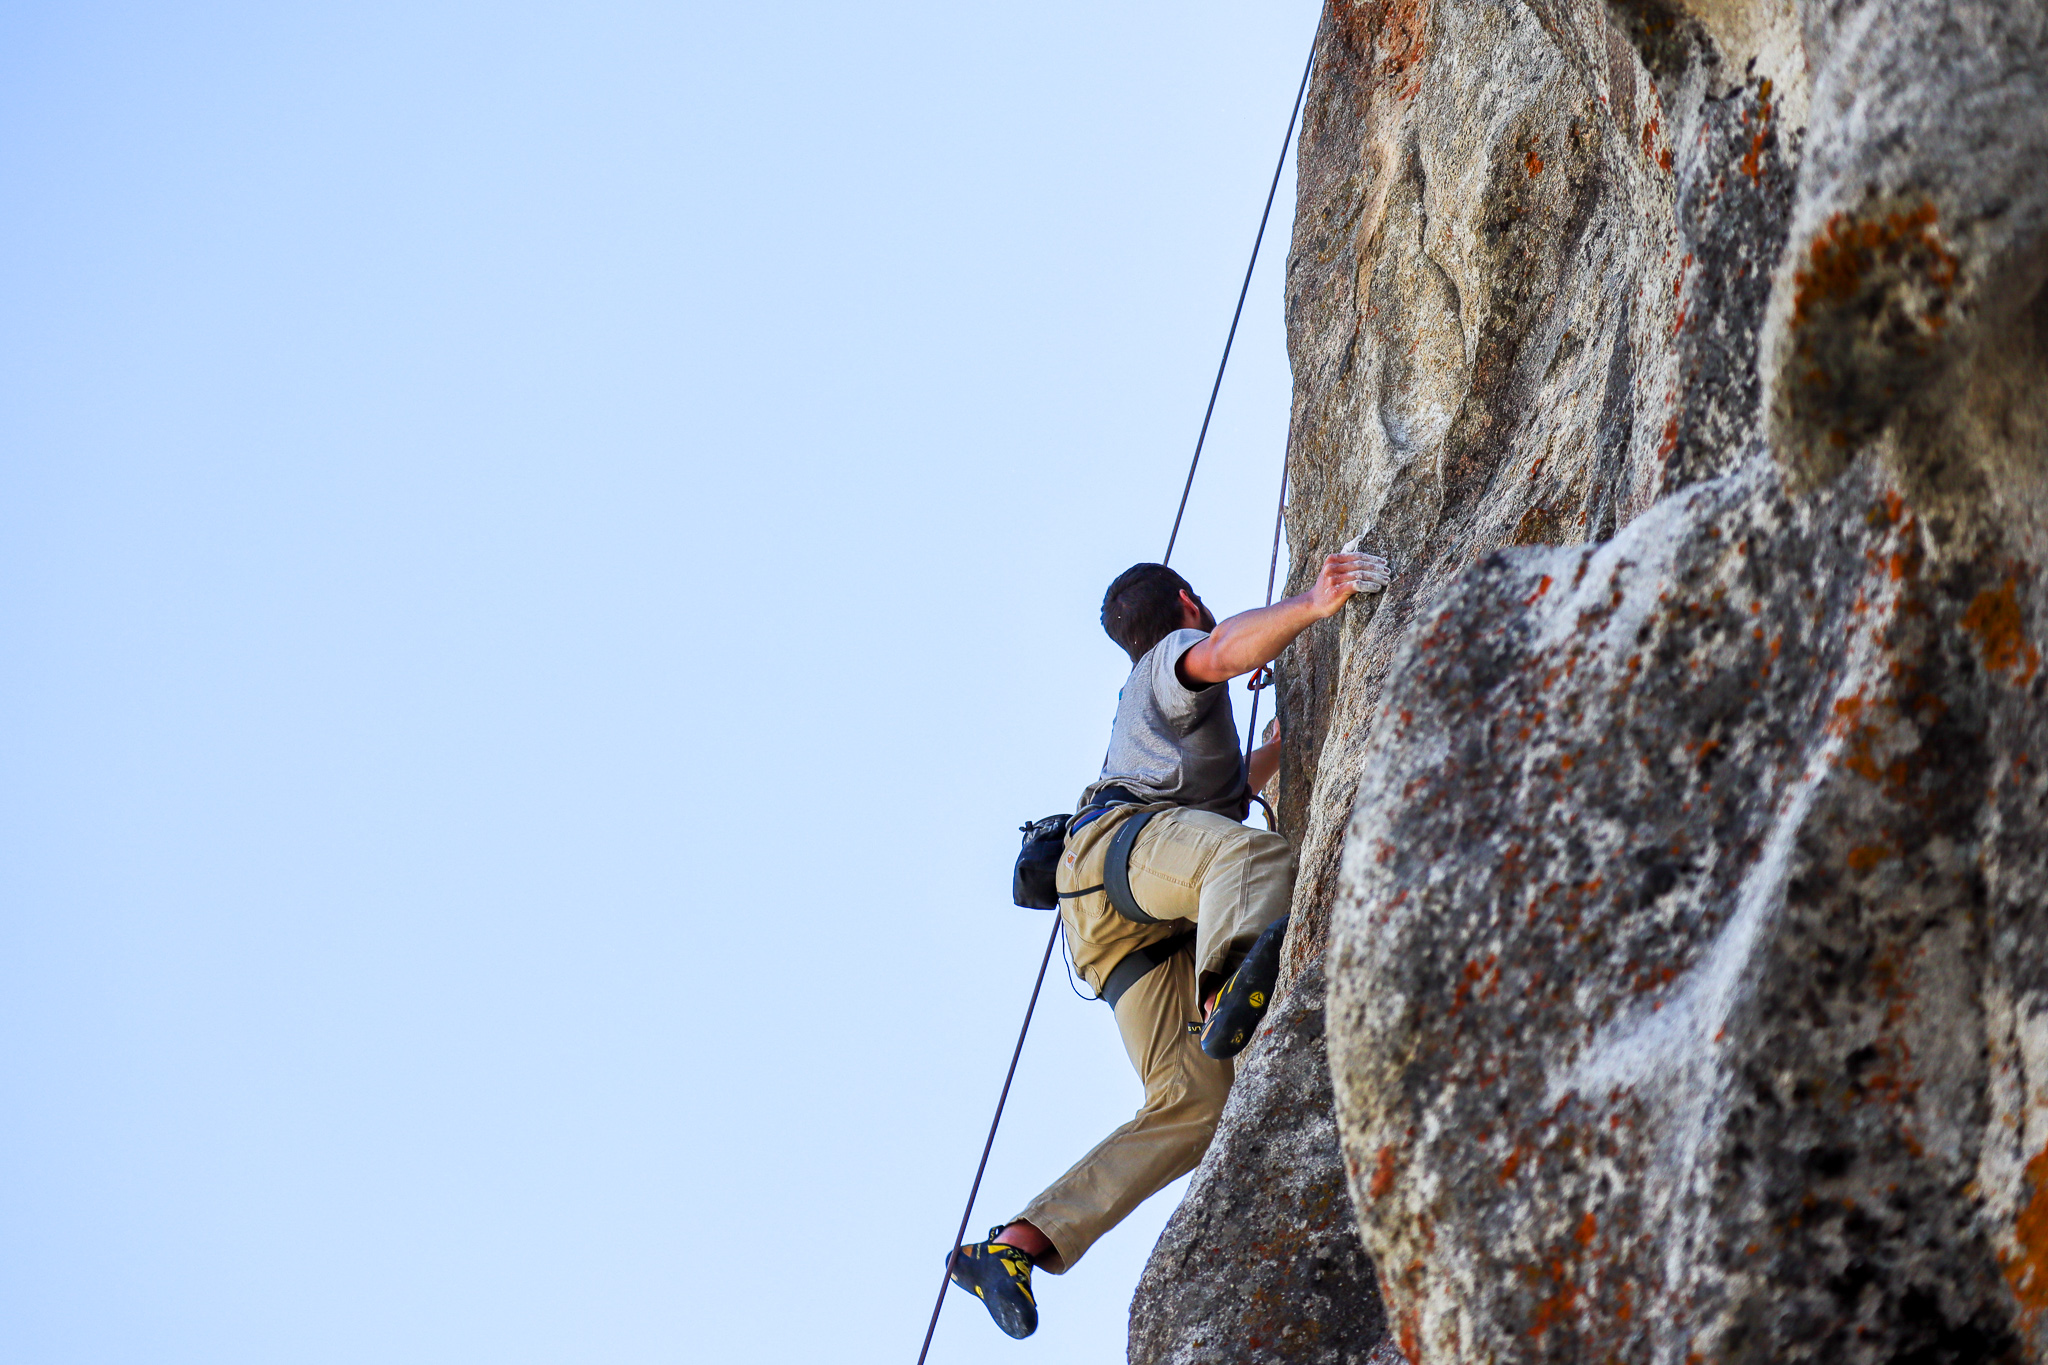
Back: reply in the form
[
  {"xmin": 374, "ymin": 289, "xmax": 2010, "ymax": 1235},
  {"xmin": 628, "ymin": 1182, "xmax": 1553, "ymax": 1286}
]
[{"xmin": 1101, "ymin": 563, "xmax": 1197, "ymax": 663}]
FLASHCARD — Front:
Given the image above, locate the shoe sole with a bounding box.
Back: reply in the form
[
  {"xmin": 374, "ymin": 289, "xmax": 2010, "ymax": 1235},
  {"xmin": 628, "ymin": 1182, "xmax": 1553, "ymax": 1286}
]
[
  {"xmin": 1199, "ymin": 916, "xmax": 1289, "ymax": 1059},
  {"xmin": 947, "ymin": 1249, "xmax": 1038, "ymax": 1339}
]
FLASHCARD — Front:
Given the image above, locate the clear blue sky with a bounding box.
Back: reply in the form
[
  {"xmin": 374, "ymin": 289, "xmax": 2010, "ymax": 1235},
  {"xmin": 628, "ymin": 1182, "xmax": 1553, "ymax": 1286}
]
[{"xmin": 0, "ymin": 3, "xmax": 1318, "ymax": 1360}]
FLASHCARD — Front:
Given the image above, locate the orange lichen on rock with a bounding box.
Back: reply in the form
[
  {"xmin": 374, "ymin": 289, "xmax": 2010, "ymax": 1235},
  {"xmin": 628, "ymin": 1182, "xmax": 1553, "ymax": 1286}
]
[
  {"xmin": 1791, "ymin": 201, "xmax": 1957, "ymax": 332},
  {"xmin": 1371, "ymin": 1144, "xmax": 1399, "ymax": 1200},
  {"xmin": 1828, "ymin": 691, "xmax": 1869, "ymax": 737},
  {"xmin": 2002, "ymin": 1144, "xmax": 2048, "ymax": 1330},
  {"xmin": 1529, "ymin": 1259, "xmax": 1582, "ymax": 1337},
  {"xmin": 1398, "ymin": 1305, "xmax": 1422, "ymax": 1361},
  {"xmin": 1739, "ymin": 83, "xmax": 1773, "ymax": 181},
  {"xmin": 1337, "ymin": 0, "xmax": 1431, "ymax": 85},
  {"xmin": 1740, "ymin": 131, "xmax": 1768, "ymax": 182},
  {"xmin": 1825, "ymin": 684, "xmax": 1925, "ymax": 792},
  {"xmin": 1962, "ymin": 578, "xmax": 2042, "ymax": 685}
]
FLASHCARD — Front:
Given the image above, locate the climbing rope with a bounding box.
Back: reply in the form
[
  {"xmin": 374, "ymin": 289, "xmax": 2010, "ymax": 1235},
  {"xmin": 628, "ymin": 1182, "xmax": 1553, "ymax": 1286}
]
[
  {"xmin": 1240, "ymin": 455, "xmax": 1291, "ymax": 819},
  {"xmin": 914, "ymin": 916, "xmax": 1063, "ymax": 1365},
  {"xmin": 915, "ymin": 27, "xmax": 1317, "ymax": 1363},
  {"xmin": 1162, "ymin": 37, "xmax": 1317, "ymax": 568}
]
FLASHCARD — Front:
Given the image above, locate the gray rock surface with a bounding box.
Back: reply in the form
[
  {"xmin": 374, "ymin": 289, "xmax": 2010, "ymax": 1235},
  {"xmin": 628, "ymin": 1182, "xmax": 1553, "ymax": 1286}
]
[
  {"xmin": 1132, "ymin": 1, "xmax": 2048, "ymax": 1361},
  {"xmin": 1130, "ymin": 963, "xmax": 1391, "ymax": 1365}
]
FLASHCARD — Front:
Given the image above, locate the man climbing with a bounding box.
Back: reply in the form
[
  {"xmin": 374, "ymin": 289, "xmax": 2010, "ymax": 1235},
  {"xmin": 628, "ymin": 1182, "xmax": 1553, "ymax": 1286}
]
[{"xmin": 948, "ymin": 549, "xmax": 1392, "ymax": 1338}]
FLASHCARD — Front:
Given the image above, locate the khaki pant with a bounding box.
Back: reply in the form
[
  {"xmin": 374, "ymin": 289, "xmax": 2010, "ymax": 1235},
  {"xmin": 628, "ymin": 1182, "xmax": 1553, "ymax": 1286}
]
[{"xmin": 1013, "ymin": 805, "xmax": 1293, "ymax": 1272}]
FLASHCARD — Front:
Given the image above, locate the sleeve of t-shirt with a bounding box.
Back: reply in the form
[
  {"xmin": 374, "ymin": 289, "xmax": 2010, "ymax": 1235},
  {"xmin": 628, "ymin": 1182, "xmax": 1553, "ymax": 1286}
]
[{"xmin": 1146, "ymin": 628, "xmax": 1223, "ymax": 733}]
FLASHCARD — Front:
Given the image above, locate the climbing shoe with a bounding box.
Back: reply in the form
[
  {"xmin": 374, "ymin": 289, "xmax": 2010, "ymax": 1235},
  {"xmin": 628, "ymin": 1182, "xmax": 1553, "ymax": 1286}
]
[
  {"xmin": 947, "ymin": 1230, "xmax": 1038, "ymax": 1339},
  {"xmin": 1200, "ymin": 914, "xmax": 1290, "ymax": 1060}
]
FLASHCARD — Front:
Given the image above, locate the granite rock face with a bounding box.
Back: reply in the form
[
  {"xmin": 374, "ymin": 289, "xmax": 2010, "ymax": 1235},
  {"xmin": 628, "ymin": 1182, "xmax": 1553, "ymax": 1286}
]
[
  {"xmin": 1129, "ymin": 963, "xmax": 1394, "ymax": 1365},
  {"xmin": 1133, "ymin": 1, "xmax": 2048, "ymax": 1362}
]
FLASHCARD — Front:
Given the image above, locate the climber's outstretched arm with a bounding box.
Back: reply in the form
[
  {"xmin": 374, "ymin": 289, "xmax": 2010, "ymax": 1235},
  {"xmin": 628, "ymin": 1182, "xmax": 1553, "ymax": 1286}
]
[{"xmin": 1178, "ymin": 552, "xmax": 1390, "ymax": 685}]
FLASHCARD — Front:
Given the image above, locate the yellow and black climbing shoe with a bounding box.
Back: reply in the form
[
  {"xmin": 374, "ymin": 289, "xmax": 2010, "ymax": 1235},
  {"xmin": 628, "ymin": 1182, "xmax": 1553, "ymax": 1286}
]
[
  {"xmin": 1200, "ymin": 914, "xmax": 1290, "ymax": 1060},
  {"xmin": 947, "ymin": 1230, "xmax": 1038, "ymax": 1339}
]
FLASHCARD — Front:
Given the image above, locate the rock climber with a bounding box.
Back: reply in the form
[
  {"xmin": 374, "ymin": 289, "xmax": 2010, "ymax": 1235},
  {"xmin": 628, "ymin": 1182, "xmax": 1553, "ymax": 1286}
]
[{"xmin": 947, "ymin": 549, "xmax": 1392, "ymax": 1338}]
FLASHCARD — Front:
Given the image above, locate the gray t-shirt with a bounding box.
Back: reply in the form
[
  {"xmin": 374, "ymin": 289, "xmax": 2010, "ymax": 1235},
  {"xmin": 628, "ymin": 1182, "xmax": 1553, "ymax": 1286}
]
[{"xmin": 1077, "ymin": 627, "xmax": 1249, "ymax": 819}]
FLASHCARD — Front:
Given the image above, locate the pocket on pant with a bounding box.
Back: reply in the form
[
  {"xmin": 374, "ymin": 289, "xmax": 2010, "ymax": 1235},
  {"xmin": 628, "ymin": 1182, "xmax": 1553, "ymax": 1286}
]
[{"xmin": 1130, "ymin": 818, "xmax": 1223, "ymax": 896}]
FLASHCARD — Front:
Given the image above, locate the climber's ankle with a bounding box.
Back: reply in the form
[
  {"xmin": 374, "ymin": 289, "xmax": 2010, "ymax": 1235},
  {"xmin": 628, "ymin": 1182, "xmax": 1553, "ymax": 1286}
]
[{"xmin": 994, "ymin": 1220, "xmax": 1054, "ymax": 1263}]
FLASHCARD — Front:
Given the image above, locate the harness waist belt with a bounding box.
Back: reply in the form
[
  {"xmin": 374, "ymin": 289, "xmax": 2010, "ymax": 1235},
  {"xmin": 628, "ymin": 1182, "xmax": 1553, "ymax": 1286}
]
[
  {"xmin": 1068, "ymin": 784, "xmax": 1145, "ymax": 835},
  {"xmin": 1100, "ymin": 931, "xmax": 1196, "ymax": 1010},
  {"xmin": 1058, "ymin": 801, "xmax": 1165, "ymax": 923},
  {"xmin": 1102, "ymin": 808, "xmax": 1160, "ymax": 924}
]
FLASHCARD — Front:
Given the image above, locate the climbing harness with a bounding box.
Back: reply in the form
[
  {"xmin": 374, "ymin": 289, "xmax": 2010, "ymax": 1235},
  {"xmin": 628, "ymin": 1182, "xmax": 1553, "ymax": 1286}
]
[
  {"xmin": 915, "ymin": 28, "xmax": 1317, "ymax": 1365},
  {"xmin": 1101, "ymin": 929, "xmax": 1196, "ymax": 1010},
  {"xmin": 1101, "ymin": 807, "xmax": 1163, "ymax": 922}
]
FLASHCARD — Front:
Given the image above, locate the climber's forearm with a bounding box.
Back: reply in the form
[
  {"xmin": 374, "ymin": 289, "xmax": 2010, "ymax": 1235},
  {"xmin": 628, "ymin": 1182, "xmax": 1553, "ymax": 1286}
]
[
  {"xmin": 1181, "ymin": 597, "xmax": 1323, "ymax": 683},
  {"xmin": 1179, "ymin": 551, "xmax": 1391, "ymax": 684},
  {"xmin": 1247, "ymin": 739, "xmax": 1281, "ymax": 793}
]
